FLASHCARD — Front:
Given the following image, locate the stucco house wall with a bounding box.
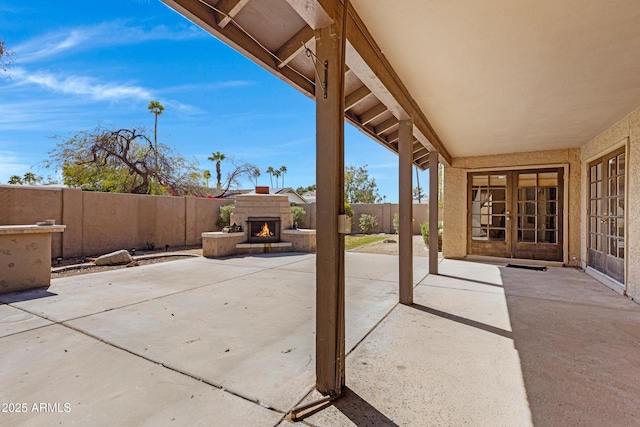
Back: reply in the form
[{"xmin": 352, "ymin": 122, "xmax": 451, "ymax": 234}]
[{"xmin": 443, "ymin": 148, "xmax": 582, "ymax": 267}]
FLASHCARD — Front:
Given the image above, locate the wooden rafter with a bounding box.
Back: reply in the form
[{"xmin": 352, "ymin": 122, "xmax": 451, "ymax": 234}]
[
  {"xmin": 276, "ymin": 25, "xmax": 315, "ymax": 69},
  {"xmin": 359, "ymin": 103, "xmax": 386, "ymax": 125},
  {"xmin": 216, "ymin": 0, "xmax": 251, "ymax": 28},
  {"xmin": 414, "ymin": 148, "xmax": 430, "ymax": 162},
  {"xmin": 344, "ymin": 85, "xmax": 371, "ymax": 110},
  {"xmin": 386, "ymin": 130, "xmax": 399, "ymax": 144},
  {"xmin": 374, "ymin": 117, "xmax": 397, "ymax": 135}
]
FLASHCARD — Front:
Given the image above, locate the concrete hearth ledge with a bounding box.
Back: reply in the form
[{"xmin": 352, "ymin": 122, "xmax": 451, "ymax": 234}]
[
  {"xmin": 236, "ymin": 242, "xmax": 292, "ymax": 249},
  {"xmin": 0, "ymin": 224, "xmax": 66, "ymax": 235}
]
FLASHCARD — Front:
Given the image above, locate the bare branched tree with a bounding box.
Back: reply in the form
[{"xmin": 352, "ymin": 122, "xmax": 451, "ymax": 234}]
[
  {"xmin": 0, "ymin": 37, "xmax": 16, "ymax": 80},
  {"xmin": 218, "ymin": 158, "xmax": 259, "ymax": 197},
  {"xmin": 45, "ymin": 125, "xmax": 198, "ymax": 195}
]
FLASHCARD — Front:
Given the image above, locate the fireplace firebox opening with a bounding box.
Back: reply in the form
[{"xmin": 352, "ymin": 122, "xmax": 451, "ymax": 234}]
[{"xmin": 247, "ymin": 217, "xmax": 281, "ymax": 243}]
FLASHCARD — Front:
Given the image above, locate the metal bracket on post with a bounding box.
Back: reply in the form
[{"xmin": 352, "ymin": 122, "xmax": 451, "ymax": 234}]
[{"xmin": 304, "ymin": 43, "xmax": 328, "ymax": 98}]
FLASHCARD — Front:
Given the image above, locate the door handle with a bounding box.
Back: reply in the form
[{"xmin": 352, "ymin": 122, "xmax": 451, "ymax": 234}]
[{"xmin": 505, "ymin": 211, "xmax": 511, "ymax": 221}]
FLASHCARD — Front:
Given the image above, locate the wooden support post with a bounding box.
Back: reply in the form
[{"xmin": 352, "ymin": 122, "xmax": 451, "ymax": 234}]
[
  {"xmin": 429, "ymin": 151, "xmax": 439, "ymax": 274},
  {"xmin": 315, "ymin": 23, "xmax": 346, "ymax": 397},
  {"xmin": 398, "ymin": 120, "xmax": 413, "ymax": 304}
]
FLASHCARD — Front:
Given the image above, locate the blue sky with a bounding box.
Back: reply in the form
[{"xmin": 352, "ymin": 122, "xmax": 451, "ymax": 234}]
[{"xmin": 0, "ymin": 0, "xmax": 426, "ymax": 202}]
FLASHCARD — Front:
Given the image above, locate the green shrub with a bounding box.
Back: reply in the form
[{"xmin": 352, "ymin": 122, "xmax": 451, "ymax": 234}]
[
  {"xmin": 291, "ymin": 206, "xmax": 306, "ymax": 227},
  {"xmin": 216, "ymin": 204, "xmax": 234, "ymax": 229},
  {"xmin": 344, "ymin": 202, "xmax": 354, "ymax": 218},
  {"xmin": 359, "ymin": 214, "xmax": 378, "ymax": 234},
  {"xmin": 421, "ymin": 221, "xmax": 443, "ymax": 249},
  {"xmin": 392, "ymin": 212, "xmax": 399, "ymax": 234}
]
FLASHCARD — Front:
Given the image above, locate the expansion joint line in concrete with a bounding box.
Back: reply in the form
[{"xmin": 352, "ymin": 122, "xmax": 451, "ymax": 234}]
[{"xmin": 58, "ymin": 320, "xmax": 287, "ymax": 416}]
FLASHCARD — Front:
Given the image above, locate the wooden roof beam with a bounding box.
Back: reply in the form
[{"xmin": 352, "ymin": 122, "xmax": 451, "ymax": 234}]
[
  {"xmin": 276, "ymin": 25, "xmax": 315, "ymax": 69},
  {"xmin": 359, "ymin": 103, "xmax": 387, "ymax": 125},
  {"xmin": 216, "ymin": 0, "xmax": 251, "ymax": 28},
  {"xmin": 344, "ymin": 85, "xmax": 371, "ymax": 110}
]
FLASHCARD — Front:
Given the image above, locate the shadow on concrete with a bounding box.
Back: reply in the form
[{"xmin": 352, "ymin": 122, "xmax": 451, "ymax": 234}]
[
  {"xmin": 297, "ymin": 387, "xmax": 399, "ymax": 426},
  {"xmin": 437, "ymin": 273, "xmax": 505, "ymax": 288},
  {"xmin": 499, "ymin": 266, "xmax": 640, "ymax": 426},
  {"xmin": 410, "ymin": 303, "xmax": 513, "ymax": 339},
  {"xmin": 0, "ymin": 288, "xmax": 57, "ymax": 304}
]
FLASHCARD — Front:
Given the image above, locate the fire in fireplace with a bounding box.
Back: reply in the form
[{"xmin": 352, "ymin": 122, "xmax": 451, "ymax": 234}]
[{"xmin": 247, "ymin": 217, "xmax": 280, "ymax": 243}]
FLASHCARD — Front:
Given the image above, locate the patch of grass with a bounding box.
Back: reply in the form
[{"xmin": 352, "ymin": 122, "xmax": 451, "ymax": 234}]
[{"xmin": 345, "ymin": 234, "xmax": 388, "ymax": 250}]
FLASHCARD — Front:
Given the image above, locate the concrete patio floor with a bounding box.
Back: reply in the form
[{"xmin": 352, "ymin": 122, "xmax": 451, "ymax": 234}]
[{"xmin": 1, "ymin": 253, "xmax": 639, "ymax": 426}]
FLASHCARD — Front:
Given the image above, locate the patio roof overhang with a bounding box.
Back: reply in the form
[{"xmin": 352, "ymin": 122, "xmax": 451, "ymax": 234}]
[
  {"xmin": 161, "ymin": 0, "xmax": 451, "ymax": 168},
  {"xmin": 163, "ymin": 0, "xmax": 640, "ymax": 163}
]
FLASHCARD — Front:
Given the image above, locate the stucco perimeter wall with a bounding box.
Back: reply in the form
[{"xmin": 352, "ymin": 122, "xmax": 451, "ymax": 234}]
[
  {"xmin": 443, "ymin": 148, "xmax": 582, "ymax": 266},
  {"xmin": 293, "ymin": 202, "xmax": 428, "ymax": 235},
  {"xmin": 0, "ymin": 186, "xmax": 231, "ymax": 258},
  {"xmin": 581, "ymin": 107, "xmax": 640, "ymax": 300}
]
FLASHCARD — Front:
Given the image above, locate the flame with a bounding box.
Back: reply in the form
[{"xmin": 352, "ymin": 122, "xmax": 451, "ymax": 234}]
[{"xmin": 255, "ymin": 222, "xmax": 274, "ymax": 237}]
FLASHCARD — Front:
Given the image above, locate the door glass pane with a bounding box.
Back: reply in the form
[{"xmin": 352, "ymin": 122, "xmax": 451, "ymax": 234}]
[
  {"xmin": 490, "ymin": 188, "xmax": 506, "ymax": 201},
  {"xmin": 590, "ymin": 165, "xmax": 597, "ymax": 182},
  {"xmin": 492, "ymin": 202, "xmax": 506, "ymax": 214},
  {"xmin": 596, "ymin": 163, "xmax": 602, "ymax": 181},
  {"xmin": 490, "ymin": 175, "xmax": 507, "ymax": 186},
  {"xmin": 538, "ymin": 172, "xmax": 558, "ymax": 187},
  {"xmin": 618, "ymin": 176, "xmax": 625, "ymax": 195},
  {"xmin": 518, "ymin": 173, "xmax": 537, "ymax": 188},
  {"xmin": 609, "ymin": 238, "xmax": 617, "ymax": 256},
  {"xmin": 519, "ymin": 215, "xmax": 536, "ymax": 229},
  {"xmin": 537, "ymin": 230, "xmax": 556, "ymax": 244},
  {"xmin": 609, "ymin": 178, "xmax": 616, "ymax": 197},
  {"xmin": 608, "ymin": 199, "xmax": 616, "ymax": 217},
  {"xmin": 518, "ymin": 188, "xmax": 536, "ymax": 201},
  {"xmin": 472, "ymin": 175, "xmax": 488, "ymax": 186},
  {"xmin": 472, "ymin": 227, "xmax": 487, "ymax": 239},
  {"xmin": 618, "ymin": 153, "xmax": 625, "ymax": 175},
  {"xmin": 618, "ymin": 241, "xmax": 625, "ymax": 259},
  {"xmin": 519, "ymin": 230, "xmax": 535, "ymax": 243},
  {"xmin": 608, "ymin": 158, "xmax": 616, "ymax": 176},
  {"xmin": 617, "ymin": 219, "xmax": 625, "ymax": 238}
]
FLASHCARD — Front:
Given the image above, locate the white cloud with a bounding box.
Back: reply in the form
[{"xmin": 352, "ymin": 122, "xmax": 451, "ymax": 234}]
[
  {"xmin": 14, "ymin": 21, "xmax": 205, "ymax": 63},
  {"xmin": 161, "ymin": 80, "xmax": 255, "ymax": 95},
  {"xmin": 11, "ymin": 67, "xmax": 152, "ymax": 102}
]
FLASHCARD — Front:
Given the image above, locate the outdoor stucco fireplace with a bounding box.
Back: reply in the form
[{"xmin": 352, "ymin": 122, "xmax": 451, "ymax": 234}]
[
  {"xmin": 202, "ymin": 192, "xmax": 316, "ymax": 257},
  {"xmin": 247, "ymin": 217, "xmax": 280, "ymax": 243}
]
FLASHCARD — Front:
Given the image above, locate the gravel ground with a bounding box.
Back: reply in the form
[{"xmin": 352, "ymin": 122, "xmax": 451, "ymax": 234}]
[
  {"xmin": 51, "ymin": 246, "xmax": 202, "ymax": 279},
  {"xmin": 50, "ymin": 236, "xmax": 430, "ymax": 278}
]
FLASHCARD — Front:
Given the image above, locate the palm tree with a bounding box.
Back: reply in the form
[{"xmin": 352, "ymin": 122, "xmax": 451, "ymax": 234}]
[
  {"xmin": 203, "ymin": 170, "xmax": 211, "ymax": 188},
  {"xmin": 266, "ymin": 166, "xmax": 275, "ymax": 187},
  {"xmin": 8, "ymin": 175, "xmax": 22, "ymax": 185},
  {"xmin": 279, "ymin": 165, "xmax": 287, "ymax": 187},
  {"xmin": 207, "ymin": 151, "xmax": 226, "ymax": 189},
  {"xmin": 252, "ymin": 167, "xmax": 261, "ymax": 186},
  {"xmin": 147, "ymin": 100, "xmax": 165, "ymax": 176},
  {"xmin": 23, "ymin": 172, "xmax": 38, "ymax": 185},
  {"xmin": 273, "ymin": 169, "xmax": 282, "ymax": 188}
]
